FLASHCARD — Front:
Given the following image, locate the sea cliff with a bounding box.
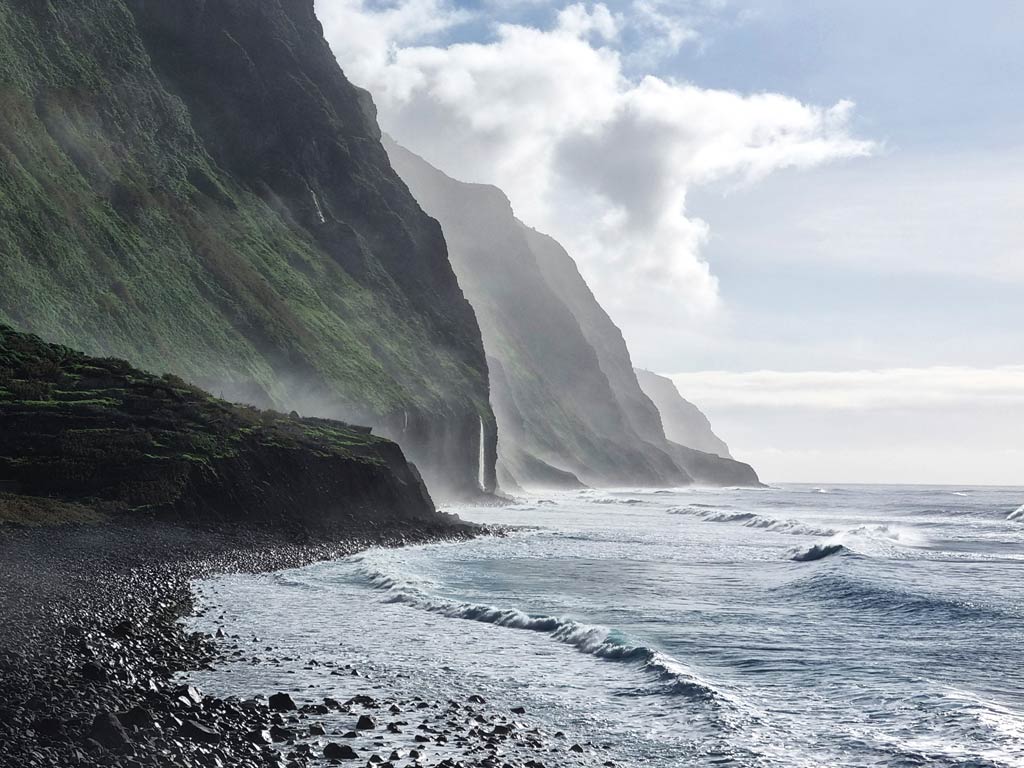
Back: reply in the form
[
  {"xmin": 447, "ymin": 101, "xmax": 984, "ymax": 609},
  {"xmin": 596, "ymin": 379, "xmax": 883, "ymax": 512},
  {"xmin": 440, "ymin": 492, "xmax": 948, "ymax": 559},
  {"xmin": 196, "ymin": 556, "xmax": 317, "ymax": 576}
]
[{"xmin": 0, "ymin": 0, "xmax": 496, "ymax": 499}]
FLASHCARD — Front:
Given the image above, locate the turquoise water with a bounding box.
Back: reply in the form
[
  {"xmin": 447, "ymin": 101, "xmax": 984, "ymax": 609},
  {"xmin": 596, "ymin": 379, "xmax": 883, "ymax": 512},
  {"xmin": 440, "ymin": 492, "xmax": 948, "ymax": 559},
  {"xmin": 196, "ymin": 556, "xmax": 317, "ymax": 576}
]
[{"xmin": 190, "ymin": 484, "xmax": 1024, "ymax": 767}]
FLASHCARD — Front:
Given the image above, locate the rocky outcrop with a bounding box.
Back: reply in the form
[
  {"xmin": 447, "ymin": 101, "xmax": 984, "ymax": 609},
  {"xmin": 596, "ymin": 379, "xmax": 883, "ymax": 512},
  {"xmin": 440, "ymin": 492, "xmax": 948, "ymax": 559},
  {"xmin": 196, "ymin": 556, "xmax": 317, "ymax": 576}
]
[
  {"xmin": 0, "ymin": 324, "xmax": 439, "ymax": 528},
  {"xmin": 635, "ymin": 369, "xmax": 732, "ymax": 459},
  {"xmin": 0, "ymin": 0, "xmax": 495, "ymax": 499}
]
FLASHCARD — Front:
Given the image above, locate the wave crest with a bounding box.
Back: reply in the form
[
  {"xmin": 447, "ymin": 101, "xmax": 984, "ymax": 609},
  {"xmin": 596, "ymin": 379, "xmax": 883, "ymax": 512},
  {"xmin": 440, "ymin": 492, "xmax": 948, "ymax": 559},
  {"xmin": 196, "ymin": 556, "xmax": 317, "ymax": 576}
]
[
  {"xmin": 791, "ymin": 543, "xmax": 848, "ymax": 562},
  {"xmin": 352, "ymin": 563, "xmax": 723, "ymax": 704},
  {"xmin": 668, "ymin": 506, "xmax": 837, "ymax": 537}
]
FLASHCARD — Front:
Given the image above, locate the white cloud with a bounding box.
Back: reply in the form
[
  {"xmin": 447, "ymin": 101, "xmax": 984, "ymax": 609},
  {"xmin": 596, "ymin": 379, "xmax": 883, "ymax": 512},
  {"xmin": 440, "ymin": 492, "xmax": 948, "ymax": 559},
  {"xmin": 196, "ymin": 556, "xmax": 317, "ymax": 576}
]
[
  {"xmin": 697, "ymin": 150, "xmax": 1024, "ymax": 283},
  {"xmin": 557, "ymin": 3, "xmax": 620, "ymax": 41},
  {"xmin": 316, "ymin": 0, "xmax": 873, "ymax": 318},
  {"xmin": 665, "ymin": 366, "xmax": 1024, "ymax": 485},
  {"xmin": 628, "ymin": 1, "xmax": 701, "ymax": 63},
  {"xmin": 668, "ymin": 366, "xmax": 1024, "ymax": 410}
]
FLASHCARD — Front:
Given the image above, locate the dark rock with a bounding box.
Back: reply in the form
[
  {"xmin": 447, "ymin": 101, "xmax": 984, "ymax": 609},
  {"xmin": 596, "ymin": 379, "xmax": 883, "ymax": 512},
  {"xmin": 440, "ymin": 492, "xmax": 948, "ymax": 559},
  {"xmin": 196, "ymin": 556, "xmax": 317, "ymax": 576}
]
[
  {"xmin": 90, "ymin": 711, "xmax": 131, "ymax": 751},
  {"xmin": 81, "ymin": 662, "xmax": 108, "ymax": 682},
  {"xmin": 33, "ymin": 717, "xmax": 65, "ymax": 738},
  {"xmin": 110, "ymin": 619, "xmax": 135, "ymax": 638},
  {"xmin": 356, "ymin": 714, "xmax": 376, "ymax": 730},
  {"xmin": 180, "ymin": 719, "xmax": 223, "ymax": 744},
  {"xmin": 245, "ymin": 729, "xmax": 272, "ymax": 745},
  {"xmin": 269, "ymin": 692, "xmax": 298, "ymax": 712},
  {"xmin": 118, "ymin": 706, "xmax": 154, "ymax": 729},
  {"xmin": 324, "ymin": 742, "xmax": 359, "ymax": 760},
  {"xmin": 270, "ymin": 724, "xmax": 295, "ymax": 742}
]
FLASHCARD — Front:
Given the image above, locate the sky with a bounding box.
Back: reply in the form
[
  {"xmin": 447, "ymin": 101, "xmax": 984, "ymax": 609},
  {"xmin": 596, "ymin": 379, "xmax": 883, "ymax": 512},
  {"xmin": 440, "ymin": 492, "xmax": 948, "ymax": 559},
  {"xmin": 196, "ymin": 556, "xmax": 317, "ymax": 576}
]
[{"xmin": 315, "ymin": 0, "xmax": 1024, "ymax": 485}]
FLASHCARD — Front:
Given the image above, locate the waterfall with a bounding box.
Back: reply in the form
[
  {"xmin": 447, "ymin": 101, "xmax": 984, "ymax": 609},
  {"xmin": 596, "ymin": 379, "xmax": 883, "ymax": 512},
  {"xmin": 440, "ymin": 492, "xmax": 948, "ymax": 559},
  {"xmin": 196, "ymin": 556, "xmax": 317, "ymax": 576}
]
[
  {"xmin": 309, "ymin": 186, "xmax": 326, "ymax": 224},
  {"xmin": 478, "ymin": 416, "xmax": 486, "ymax": 492}
]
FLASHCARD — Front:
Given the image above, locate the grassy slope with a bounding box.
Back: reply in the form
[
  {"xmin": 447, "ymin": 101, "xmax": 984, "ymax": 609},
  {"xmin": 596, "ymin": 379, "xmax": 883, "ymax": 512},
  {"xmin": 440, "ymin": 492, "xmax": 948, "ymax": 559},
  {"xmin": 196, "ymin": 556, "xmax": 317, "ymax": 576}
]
[
  {"xmin": 0, "ymin": 0, "xmax": 490, "ymax": 429},
  {"xmin": 0, "ymin": 323, "xmax": 436, "ymax": 526}
]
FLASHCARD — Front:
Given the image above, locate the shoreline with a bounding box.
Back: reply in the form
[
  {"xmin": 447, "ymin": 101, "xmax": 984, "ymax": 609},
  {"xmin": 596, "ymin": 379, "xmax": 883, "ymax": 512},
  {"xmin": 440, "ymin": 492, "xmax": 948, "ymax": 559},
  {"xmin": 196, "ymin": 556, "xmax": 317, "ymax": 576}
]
[{"xmin": 0, "ymin": 518, "xmax": 483, "ymax": 768}]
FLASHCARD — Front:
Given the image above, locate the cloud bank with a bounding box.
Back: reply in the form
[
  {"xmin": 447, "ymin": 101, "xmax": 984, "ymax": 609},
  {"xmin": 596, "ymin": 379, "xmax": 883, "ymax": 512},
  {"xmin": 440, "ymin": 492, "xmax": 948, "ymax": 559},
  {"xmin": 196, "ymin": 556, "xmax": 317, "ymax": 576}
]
[
  {"xmin": 667, "ymin": 366, "xmax": 1024, "ymax": 485},
  {"xmin": 668, "ymin": 366, "xmax": 1024, "ymax": 410},
  {"xmin": 316, "ymin": 0, "xmax": 873, "ymax": 319}
]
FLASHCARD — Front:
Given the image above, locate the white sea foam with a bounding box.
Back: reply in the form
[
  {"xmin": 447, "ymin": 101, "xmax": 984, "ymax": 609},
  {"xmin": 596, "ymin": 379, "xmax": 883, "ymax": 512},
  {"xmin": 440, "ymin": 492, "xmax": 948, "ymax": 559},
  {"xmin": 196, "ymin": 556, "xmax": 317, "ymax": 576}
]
[
  {"xmin": 669, "ymin": 504, "xmax": 929, "ymax": 557},
  {"xmin": 349, "ymin": 560, "xmax": 727, "ymax": 704},
  {"xmin": 791, "ymin": 524, "xmax": 930, "ymax": 562},
  {"xmin": 668, "ymin": 506, "xmax": 837, "ymax": 537},
  {"xmin": 1008, "ymin": 504, "xmax": 1024, "ymax": 521}
]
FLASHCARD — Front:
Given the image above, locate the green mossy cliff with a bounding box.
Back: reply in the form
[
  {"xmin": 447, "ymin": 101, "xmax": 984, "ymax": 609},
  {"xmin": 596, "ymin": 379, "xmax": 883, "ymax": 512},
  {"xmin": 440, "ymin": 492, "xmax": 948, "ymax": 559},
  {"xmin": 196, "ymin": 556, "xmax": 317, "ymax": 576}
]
[
  {"xmin": 0, "ymin": 0, "xmax": 496, "ymax": 499},
  {"xmin": 0, "ymin": 324, "xmax": 437, "ymax": 528}
]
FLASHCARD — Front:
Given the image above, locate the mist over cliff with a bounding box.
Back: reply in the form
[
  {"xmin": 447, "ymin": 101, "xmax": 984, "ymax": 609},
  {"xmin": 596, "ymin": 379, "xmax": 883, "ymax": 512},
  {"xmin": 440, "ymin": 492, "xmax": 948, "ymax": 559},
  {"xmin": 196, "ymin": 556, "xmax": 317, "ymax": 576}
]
[
  {"xmin": 0, "ymin": 0, "xmax": 495, "ymax": 499},
  {"xmin": 385, "ymin": 138, "xmax": 760, "ymax": 489}
]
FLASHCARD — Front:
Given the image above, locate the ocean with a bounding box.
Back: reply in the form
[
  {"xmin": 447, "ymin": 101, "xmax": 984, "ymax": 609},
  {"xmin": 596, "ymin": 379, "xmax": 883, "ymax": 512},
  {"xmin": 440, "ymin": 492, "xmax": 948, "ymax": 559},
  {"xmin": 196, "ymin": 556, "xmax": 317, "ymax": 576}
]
[{"xmin": 187, "ymin": 484, "xmax": 1024, "ymax": 767}]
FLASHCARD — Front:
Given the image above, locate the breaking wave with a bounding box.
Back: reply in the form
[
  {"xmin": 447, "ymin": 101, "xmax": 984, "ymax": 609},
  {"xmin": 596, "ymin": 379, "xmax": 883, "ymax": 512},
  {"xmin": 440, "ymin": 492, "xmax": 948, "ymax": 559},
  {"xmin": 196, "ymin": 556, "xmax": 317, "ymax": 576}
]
[
  {"xmin": 788, "ymin": 524, "xmax": 929, "ymax": 563},
  {"xmin": 791, "ymin": 543, "xmax": 848, "ymax": 562},
  {"xmin": 668, "ymin": 506, "xmax": 837, "ymax": 537},
  {"xmin": 349, "ymin": 559, "xmax": 726, "ymax": 705},
  {"xmin": 1008, "ymin": 504, "xmax": 1024, "ymax": 521},
  {"xmin": 670, "ymin": 505, "xmax": 930, "ymax": 560}
]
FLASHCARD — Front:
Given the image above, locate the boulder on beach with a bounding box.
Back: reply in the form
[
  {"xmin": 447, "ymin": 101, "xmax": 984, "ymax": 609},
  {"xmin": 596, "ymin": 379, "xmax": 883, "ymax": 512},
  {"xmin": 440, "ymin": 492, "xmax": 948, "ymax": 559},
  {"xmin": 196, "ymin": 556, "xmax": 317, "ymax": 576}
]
[
  {"xmin": 269, "ymin": 692, "xmax": 297, "ymax": 711},
  {"xmin": 324, "ymin": 742, "xmax": 359, "ymax": 760},
  {"xmin": 180, "ymin": 719, "xmax": 223, "ymax": 744},
  {"xmin": 90, "ymin": 712, "xmax": 131, "ymax": 751}
]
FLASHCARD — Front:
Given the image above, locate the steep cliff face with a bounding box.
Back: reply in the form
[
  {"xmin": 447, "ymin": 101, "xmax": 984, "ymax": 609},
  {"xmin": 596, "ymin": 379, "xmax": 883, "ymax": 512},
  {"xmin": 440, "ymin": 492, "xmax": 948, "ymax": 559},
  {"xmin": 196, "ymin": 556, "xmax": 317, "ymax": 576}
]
[
  {"xmin": 635, "ymin": 369, "xmax": 733, "ymax": 459},
  {"xmin": 0, "ymin": 0, "xmax": 495, "ymax": 499},
  {"xmin": 523, "ymin": 227, "xmax": 667, "ymax": 446},
  {"xmin": 0, "ymin": 325, "xmax": 438, "ymax": 528},
  {"xmin": 385, "ymin": 139, "xmax": 691, "ymax": 488},
  {"xmin": 525, "ymin": 230, "xmax": 760, "ymax": 487},
  {"xmin": 386, "ymin": 140, "xmax": 762, "ymax": 489}
]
